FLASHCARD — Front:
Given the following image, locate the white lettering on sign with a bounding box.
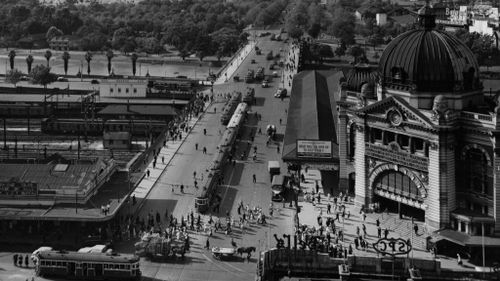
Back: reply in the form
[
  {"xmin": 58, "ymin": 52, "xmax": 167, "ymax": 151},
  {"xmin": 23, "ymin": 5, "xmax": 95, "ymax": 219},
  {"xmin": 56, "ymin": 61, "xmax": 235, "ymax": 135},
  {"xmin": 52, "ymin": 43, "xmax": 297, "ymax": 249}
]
[{"xmin": 296, "ymin": 140, "xmax": 332, "ymax": 158}]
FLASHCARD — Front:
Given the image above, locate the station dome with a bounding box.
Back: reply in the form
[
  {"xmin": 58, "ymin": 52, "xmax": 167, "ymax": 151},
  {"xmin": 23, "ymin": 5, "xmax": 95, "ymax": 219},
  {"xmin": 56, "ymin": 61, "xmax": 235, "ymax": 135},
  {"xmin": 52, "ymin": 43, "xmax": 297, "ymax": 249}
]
[
  {"xmin": 345, "ymin": 63, "xmax": 378, "ymax": 93},
  {"xmin": 378, "ymin": 3, "xmax": 481, "ymax": 93}
]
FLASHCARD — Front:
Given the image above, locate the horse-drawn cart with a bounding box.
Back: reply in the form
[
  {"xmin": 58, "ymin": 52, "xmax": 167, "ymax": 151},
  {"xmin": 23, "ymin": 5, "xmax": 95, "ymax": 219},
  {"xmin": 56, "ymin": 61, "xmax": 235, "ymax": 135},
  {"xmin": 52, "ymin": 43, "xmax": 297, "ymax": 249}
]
[{"xmin": 211, "ymin": 247, "xmax": 236, "ymax": 260}]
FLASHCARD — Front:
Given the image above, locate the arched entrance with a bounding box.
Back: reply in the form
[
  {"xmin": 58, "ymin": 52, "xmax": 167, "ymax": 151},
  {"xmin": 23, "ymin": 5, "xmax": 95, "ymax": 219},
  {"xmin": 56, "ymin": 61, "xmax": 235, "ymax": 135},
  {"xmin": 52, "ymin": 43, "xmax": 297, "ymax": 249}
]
[
  {"xmin": 372, "ymin": 170, "xmax": 426, "ymax": 221},
  {"xmin": 348, "ymin": 172, "xmax": 355, "ymax": 195}
]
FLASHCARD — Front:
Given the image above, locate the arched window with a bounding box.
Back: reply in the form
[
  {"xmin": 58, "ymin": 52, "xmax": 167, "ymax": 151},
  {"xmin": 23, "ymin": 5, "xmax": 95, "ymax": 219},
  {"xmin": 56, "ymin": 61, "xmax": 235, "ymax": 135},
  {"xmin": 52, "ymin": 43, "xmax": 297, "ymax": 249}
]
[
  {"xmin": 374, "ymin": 170, "xmax": 421, "ymax": 202},
  {"xmin": 465, "ymin": 148, "xmax": 490, "ymax": 194}
]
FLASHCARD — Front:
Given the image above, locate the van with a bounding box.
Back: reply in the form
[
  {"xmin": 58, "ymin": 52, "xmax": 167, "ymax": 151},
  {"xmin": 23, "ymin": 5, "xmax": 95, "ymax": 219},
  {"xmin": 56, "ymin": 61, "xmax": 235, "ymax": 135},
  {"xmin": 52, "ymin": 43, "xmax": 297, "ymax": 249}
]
[
  {"xmin": 268, "ymin": 161, "xmax": 280, "ymax": 181},
  {"xmin": 271, "ymin": 175, "xmax": 287, "ymax": 202}
]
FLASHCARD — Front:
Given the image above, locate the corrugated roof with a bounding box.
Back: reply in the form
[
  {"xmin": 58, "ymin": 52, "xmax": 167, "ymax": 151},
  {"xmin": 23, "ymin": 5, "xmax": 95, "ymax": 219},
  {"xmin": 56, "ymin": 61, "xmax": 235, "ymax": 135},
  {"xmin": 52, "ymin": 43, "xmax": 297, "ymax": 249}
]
[{"xmin": 282, "ymin": 70, "xmax": 341, "ymax": 163}]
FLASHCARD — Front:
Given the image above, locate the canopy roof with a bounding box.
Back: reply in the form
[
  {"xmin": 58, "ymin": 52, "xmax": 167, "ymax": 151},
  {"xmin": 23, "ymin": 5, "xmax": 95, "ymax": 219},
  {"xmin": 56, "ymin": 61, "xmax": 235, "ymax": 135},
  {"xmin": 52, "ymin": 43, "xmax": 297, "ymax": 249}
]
[{"xmin": 282, "ymin": 70, "xmax": 341, "ymax": 164}]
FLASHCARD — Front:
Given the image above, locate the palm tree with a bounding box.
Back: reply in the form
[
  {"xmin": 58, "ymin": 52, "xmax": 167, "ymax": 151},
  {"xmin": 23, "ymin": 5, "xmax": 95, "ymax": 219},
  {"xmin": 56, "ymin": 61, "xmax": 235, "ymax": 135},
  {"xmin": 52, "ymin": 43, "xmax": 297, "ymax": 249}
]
[
  {"xmin": 8, "ymin": 50, "xmax": 16, "ymax": 70},
  {"xmin": 62, "ymin": 51, "xmax": 70, "ymax": 75},
  {"xmin": 85, "ymin": 51, "xmax": 92, "ymax": 76},
  {"xmin": 26, "ymin": 55, "xmax": 34, "ymax": 74},
  {"xmin": 131, "ymin": 53, "xmax": 138, "ymax": 76},
  {"xmin": 44, "ymin": 50, "xmax": 52, "ymax": 67},
  {"xmin": 106, "ymin": 50, "xmax": 114, "ymax": 75}
]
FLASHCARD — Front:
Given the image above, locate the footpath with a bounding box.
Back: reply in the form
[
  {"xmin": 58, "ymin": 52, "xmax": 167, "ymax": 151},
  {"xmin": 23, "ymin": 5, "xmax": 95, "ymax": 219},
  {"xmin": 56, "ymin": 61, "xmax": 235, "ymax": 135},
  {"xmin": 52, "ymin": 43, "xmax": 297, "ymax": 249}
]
[
  {"xmin": 125, "ymin": 101, "xmax": 211, "ymax": 217},
  {"xmin": 295, "ymin": 169, "xmax": 483, "ymax": 273}
]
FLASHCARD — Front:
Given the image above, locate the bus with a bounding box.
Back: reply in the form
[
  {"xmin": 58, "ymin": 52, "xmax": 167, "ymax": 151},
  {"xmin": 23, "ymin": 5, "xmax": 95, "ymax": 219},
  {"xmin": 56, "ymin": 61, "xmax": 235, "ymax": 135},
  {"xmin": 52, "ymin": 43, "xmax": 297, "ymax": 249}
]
[{"xmin": 34, "ymin": 250, "xmax": 141, "ymax": 280}]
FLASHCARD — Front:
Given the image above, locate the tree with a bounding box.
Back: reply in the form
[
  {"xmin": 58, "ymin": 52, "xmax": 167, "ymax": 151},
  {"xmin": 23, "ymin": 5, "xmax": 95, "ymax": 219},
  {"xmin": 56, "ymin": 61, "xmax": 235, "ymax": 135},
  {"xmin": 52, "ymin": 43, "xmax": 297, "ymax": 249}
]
[
  {"xmin": 335, "ymin": 42, "xmax": 347, "ymax": 57},
  {"xmin": 179, "ymin": 48, "xmax": 189, "ymax": 61},
  {"xmin": 26, "ymin": 55, "xmax": 34, "ymax": 74},
  {"xmin": 44, "ymin": 50, "xmax": 52, "ymax": 67},
  {"xmin": 46, "ymin": 26, "xmax": 63, "ymax": 42},
  {"xmin": 307, "ymin": 23, "xmax": 321, "ymax": 39},
  {"xmin": 327, "ymin": 8, "xmax": 356, "ymax": 46},
  {"xmin": 348, "ymin": 45, "xmax": 366, "ymax": 63},
  {"xmin": 106, "ymin": 49, "xmax": 114, "ymax": 75},
  {"xmin": 131, "ymin": 53, "xmax": 138, "ymax": 76},
  {"xmin": 318, "ymin": 45, "xmax": 334, "ymax": 59},
  {"xmin": 29, "ymin": 64, "xmax": 57, "ymax": 116},
  {"xmin": 5, "ymin": 69, "xmax": 23, "ymax": 86},
  {"xmin": 8, "ymin": 50, "xmax": 16, "ymax": 70},
  {"xmin": 85, "ymin": 51, "xmax": 92, "ymax": 75},
  {"xmin": 62, "ymin": 51, "xmax": 70, "ymax": 75}
]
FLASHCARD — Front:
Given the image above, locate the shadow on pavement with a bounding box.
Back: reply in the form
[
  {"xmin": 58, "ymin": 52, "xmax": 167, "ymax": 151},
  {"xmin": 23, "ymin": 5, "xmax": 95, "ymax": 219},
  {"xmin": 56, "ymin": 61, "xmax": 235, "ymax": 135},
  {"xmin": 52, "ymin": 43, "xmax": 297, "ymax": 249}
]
[
  {"xmin": 226, "ymin": 163, "xmax": 244, "ymax": 186},
  {"xmin": 254, "ymin": 97, "xmax": 266, "ymax": 107}
]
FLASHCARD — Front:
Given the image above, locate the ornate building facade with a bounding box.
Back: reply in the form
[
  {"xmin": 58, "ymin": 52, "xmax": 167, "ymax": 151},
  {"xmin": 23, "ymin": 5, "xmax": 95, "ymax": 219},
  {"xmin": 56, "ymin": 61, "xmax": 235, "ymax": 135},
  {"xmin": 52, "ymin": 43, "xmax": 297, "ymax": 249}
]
[{"xmin": 338, "ymin": 5, "xmax": 498, "ymax": 237}]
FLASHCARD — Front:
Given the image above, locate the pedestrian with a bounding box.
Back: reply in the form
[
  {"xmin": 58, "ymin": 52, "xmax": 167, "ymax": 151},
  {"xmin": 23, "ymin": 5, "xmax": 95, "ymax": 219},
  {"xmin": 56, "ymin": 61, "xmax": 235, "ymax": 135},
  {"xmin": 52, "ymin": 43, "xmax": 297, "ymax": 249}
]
[
  {"xmin": 194, "ymin": 180, "xmax": 198, "ymax": 188},
  {"xmin": 13, "ymin": 254, "xmax": 17, "ymax": 266},
  {"xmin": 193, "ymin": 171, "xmax": 197, "ymax": 179},
  {"xmin": 384, "ymin": 228, "xmax": 389, "ymax": 239},
  {"xmin": 205, "ymin": 238, "xmax": 210, "ymax": 250},
  {"xmin": 377, "ymin": 227, "xmax": 382, "ymax": 238},
  {"xmin": 362, "ymin": 213, "xmax": 367, "ymax": 222},
  {"xmin": 277, "ymin": 145, "xmax": 280, "ymax": 154},
  {"xmin": 203, "ymin": 147, "xmax": 207, "ymax": 154},
  {"xmin": 25, "ymin": 255, "xmax": 29, "ymax": 267},
  {"xmin": 203, "ymin": 128, "xmax": 207, "ymax": 135},
  {"xmin": 195, "ymin": 143, "xmax": 198, "ymax": 150},
  {"xmin": 279, "ymin": 118, "xmax": 282, "ymax": 125},
  {"xmin": 252, "ymin": 174, "xmax": 256, "ymax": 183},
  {"xmin": 376, "ymin": 218, "xmax": 380, "ymax": 227},
  {"xmin": 457, "ymin": 253, "xmax": 462, "ymax": 266},
  {"xmin": 146, "ymin": 169, "xmax": 150, "ymax": 177},
  {"xmin": 180, "ymin": 184, "xmax": 184, "ymax": 193},
  {"xmin": 258, "ymin": 128, "xmax": 262, "ymax": 134}
]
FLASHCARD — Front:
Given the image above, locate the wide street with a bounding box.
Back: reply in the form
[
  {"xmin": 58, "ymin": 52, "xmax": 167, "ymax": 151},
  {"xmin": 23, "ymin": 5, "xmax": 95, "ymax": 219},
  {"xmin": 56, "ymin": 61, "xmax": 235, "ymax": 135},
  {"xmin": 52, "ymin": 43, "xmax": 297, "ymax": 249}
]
[{"xmin": 135, "ymin": 34, "xmax": 296, "ymax": 281}]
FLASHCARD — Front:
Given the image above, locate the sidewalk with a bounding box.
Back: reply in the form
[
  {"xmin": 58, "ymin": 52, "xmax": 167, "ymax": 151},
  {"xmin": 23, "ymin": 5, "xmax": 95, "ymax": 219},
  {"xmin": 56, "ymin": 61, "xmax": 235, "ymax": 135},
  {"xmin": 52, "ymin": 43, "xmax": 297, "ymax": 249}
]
[
  {"xmin": 214, "ymin": 41, "xmax": 256, "ymax": 85},
  {"xmin": 295, "ymin": 168, "xmax": 480, "ymax": 272},
  {"xmin": 127, "ymin": 101, "xmax": 211, "ymax": 216}
]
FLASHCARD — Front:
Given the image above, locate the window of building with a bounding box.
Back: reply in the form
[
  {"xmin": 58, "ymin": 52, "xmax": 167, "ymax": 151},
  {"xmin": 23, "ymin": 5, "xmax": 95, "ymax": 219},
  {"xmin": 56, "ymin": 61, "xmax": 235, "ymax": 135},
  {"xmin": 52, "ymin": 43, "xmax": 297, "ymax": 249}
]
[
  {"xmin": 118, "ymin": 88, "xmax": 121, "ymax": 93},
  {"xmin": 110, "ymin": 88, "xmax": 114, "ymax": 93},
  {"xmin": 372, "ymin": 128, "xmax": 383, "ymax": 143},
  {"xmin": 349, "ymin": 125, "xmax": 356, "ymax": 158},
  {"xmin": 385, "ymin": 131, "xmax": 395, "ymax": 145},
  {"xmin": 465, "ymin": 148, "xmax": 490, "ymax": 195},
  {"xmin": 133, "ymin": 88, "xmax": 137, "ymax": 93},
  {"xmin": 399, "ymin": 135, "xmax": 410, "ymax": 151},
  {"xmin": 126, "ymin": 88, "xmax": 129, "ymax": 93},
  {"xmin": 109, "ymin": 140, "xmax": 114, "ymax": 145}
]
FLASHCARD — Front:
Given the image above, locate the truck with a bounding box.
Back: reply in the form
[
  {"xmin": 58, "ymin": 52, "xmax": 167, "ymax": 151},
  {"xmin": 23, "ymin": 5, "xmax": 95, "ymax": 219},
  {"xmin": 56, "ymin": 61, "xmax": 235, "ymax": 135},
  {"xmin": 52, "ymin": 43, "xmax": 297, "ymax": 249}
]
[
  {"xmin": 245, "ymin": 69, "xmax": 255, "ymax": 83},
  {"xmin": 243, "ymin": 87, "xmax": 255, "ymax": 104},
  {"xmin": 134, "ymin": 233, "xmax": 186, "ymax": 260},
  {"xmin": 255, "ymin": 67, "xmax": 265, "ymax": 80}
]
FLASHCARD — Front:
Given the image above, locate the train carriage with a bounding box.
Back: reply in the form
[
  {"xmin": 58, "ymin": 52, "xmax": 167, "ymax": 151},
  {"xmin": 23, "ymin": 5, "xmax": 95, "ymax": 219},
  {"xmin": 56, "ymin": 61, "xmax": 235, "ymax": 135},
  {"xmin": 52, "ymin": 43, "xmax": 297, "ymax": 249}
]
[{"xmin": 35, "ymin": 250, "xmax": 140, "ymax": 281}]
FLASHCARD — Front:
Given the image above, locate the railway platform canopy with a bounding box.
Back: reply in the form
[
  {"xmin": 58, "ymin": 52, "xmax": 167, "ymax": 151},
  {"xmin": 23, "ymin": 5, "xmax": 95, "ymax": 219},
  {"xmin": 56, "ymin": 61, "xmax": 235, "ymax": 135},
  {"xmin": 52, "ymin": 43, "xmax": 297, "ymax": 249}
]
[
  {"xmin": 282, "ymin": 70, "xmax": 341, "ymax": 171},
  {"xmin": 0, "ymin": 155, "xmax": 125, "ymax": 222},
  {"xmin": 97, "ymin": 104, "xmax": 179, "ymax": 121}
]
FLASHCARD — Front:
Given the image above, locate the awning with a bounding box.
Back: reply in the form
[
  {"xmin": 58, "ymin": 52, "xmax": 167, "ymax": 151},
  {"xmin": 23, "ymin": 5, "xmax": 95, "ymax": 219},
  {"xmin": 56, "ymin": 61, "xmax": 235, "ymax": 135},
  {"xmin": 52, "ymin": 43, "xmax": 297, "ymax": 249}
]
[
  {"xmin": 451, "ymin": 209, "xmax": 495, "ymax": 224},
  {"xmin": 433, "ymin": 229, "xmax": 469, "ymax": 246}
]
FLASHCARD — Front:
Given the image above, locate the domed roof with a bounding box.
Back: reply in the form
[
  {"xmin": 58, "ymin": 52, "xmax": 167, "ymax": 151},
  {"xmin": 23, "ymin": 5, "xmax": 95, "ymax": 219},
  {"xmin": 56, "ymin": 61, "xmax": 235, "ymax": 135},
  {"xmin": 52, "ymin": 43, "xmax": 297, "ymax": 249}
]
[
  {"xmin": 345, "ymin": 63, "xmax": 378, "ymax": 92},
  {"xmin": 378, "ymin": 4, "xmax": 480, "ymax": 93},
  {"xmin": 360, "ymin": 82, "xmax": 375, "ymax": 98}
]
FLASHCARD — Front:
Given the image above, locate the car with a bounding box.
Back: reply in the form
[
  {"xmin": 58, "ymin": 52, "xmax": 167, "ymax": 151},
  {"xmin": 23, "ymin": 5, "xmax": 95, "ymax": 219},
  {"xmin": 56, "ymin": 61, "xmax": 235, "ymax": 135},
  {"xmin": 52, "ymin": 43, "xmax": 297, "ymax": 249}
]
[
  {"xmin": 273, "ymin": 71, "xmax": 279, "ymax": 78},
  {"xmin": 274, "ymin": 88, "xmax": 287, "ymax": 98},
  {"xmin": 20, "ymin": 76, "xmax": 29, "ymax": 81},
  {"xmin": 262, "ymin": 80, "xmax": 269, "ymax": 88},
  {"xmin": 251, "ymin": 59, "xmax": 256, "ymax": 64},
  {"xmin": 57, "ymin": 77, "xmax": 68, "ymax": 82},
  {"xmin": 233, "ymin": 76, "xmax": 240, "ymax": 82},
  {"xmin": 90, "ymin": 79, "xmax": 100, "ymax": 84}
]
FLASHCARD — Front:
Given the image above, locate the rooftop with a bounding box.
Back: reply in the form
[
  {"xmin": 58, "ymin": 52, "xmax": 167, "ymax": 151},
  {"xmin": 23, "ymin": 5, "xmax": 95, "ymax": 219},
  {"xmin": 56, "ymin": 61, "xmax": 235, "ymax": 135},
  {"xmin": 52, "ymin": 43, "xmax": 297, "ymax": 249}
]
[{"xmin": 98, "ymin": 104, "xmax": 179, "ymax": 116}]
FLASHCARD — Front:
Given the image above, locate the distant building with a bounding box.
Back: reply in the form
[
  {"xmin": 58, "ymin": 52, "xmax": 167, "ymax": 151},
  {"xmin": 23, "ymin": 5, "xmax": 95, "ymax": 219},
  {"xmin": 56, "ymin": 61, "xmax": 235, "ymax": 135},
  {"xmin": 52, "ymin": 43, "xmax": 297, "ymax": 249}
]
[
  {"xmin": 49, "ymin": 36, "xmax": 69, "ymax": 51},
  {"xmin": 100, "ymin": 79, "xmax": 148, "ymax": 98},
  {"xmin": 376, "ymin": 13, "xmax": 387, "ymax": 26}
]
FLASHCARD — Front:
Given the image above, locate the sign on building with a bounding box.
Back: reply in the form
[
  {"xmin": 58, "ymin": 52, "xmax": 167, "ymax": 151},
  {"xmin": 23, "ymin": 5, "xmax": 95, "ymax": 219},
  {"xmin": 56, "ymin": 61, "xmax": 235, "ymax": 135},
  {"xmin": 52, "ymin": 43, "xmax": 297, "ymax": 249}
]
[
  {"xmin": 372, "ymin": 237, "xmax": 412, "ymax": 256},
  {"xmin": 296, "ymin": 140, "xmax": 332, "ymax": 158}
]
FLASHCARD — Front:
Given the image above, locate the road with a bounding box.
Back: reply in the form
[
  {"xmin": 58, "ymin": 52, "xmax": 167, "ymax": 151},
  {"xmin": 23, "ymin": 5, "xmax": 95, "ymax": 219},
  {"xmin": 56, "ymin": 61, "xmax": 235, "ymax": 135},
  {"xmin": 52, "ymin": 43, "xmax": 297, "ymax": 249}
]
[{"xmin": 135, "ymin": 34, "xmax": 294, "ymax": 281}]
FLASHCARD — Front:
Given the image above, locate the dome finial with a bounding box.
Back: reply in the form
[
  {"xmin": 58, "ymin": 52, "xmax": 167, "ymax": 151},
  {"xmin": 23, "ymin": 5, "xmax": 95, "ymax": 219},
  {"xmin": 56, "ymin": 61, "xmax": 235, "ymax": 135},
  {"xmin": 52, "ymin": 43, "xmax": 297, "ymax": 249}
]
[{"xmin": 418, "ymin": 0, "xmax": 436, "ymax": 30}]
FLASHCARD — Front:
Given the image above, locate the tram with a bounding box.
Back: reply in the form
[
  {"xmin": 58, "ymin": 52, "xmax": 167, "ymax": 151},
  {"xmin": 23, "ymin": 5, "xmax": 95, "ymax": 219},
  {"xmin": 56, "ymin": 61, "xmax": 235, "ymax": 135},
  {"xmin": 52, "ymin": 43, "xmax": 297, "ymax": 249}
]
[
  {"xmin": 220, "ymin": 92, "xmax": 242, "ymax": 125},
  {"xmin": 195, "ymin": 102, "xmax": 248, "ymax": 213},
  {"xmin": 34, "ymin": 250, "xmax": 141, "ymax": 280}
]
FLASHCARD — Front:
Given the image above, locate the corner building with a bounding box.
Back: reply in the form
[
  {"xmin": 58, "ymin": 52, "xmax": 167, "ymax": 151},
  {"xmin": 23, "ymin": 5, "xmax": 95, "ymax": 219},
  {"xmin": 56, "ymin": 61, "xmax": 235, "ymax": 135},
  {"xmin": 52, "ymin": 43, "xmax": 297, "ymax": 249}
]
[{"xmin": 338, "ymin": 5, "xmax": 499, "ymax": 237}]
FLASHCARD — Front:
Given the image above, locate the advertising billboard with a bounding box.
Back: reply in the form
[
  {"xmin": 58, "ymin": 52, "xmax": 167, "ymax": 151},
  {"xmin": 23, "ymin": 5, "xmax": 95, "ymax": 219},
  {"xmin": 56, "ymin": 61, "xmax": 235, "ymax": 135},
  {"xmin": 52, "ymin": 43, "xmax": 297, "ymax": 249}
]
[{"xmin": 296, "ymin": 140, "xmax": 332, "ymax": 158}]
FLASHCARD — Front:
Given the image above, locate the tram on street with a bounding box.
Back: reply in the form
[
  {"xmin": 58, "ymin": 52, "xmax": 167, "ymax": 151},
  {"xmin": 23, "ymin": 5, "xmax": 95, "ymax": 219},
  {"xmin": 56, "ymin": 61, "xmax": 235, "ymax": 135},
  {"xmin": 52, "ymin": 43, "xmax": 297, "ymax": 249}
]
[
  {"xmin": 34, "ymin": 250, "xmax": 141, "ymax": 280},
  {"xmin": 220, "ymin": 92, "xmax": 242, "ymax": 125}
]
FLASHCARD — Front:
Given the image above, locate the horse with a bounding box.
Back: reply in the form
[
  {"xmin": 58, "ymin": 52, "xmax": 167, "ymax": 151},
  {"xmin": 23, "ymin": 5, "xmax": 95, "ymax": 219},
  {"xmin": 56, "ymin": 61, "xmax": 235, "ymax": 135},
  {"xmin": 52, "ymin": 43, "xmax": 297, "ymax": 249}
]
[{"xmin": 237, "ymin": 246, "xmax": 256, "ymax": 257}]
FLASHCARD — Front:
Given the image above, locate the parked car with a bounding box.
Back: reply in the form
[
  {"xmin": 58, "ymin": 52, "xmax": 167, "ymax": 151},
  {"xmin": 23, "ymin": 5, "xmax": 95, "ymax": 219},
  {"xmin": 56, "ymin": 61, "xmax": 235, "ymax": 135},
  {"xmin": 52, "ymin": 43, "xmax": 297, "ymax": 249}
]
[
  {"xmin": 262, "ymin": 80, "xmax": 269, "ymax": 88},
  {"xmin": 273, "ymin": 71, "xmax": 279, "ymax": 78},
  {"xmin": 274, "ymin": 88, "xmax": 287, "ymax": 98},
  {"xmin": 90, "ymin": 79, "xmax": 100, "ymax": 84},
  {"xmin": 251, "ymin": 59, "xmax": 256, "ymax": 64},
  {"xmin": 57, "ymin": 77, "xmax": 68, "ymax": 82}
]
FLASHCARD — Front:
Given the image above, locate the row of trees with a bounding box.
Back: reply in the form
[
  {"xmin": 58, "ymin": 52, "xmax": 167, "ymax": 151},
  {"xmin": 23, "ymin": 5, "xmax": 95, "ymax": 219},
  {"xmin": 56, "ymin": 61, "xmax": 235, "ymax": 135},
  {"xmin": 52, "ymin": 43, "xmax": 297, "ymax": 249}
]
[
  {"xmin": 0, "ymin": 0, "xmax": 286, "ymax": 59},
  {"xmin": 6, "ymin": 49, "xmax": 142, "ymax": 77}
]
